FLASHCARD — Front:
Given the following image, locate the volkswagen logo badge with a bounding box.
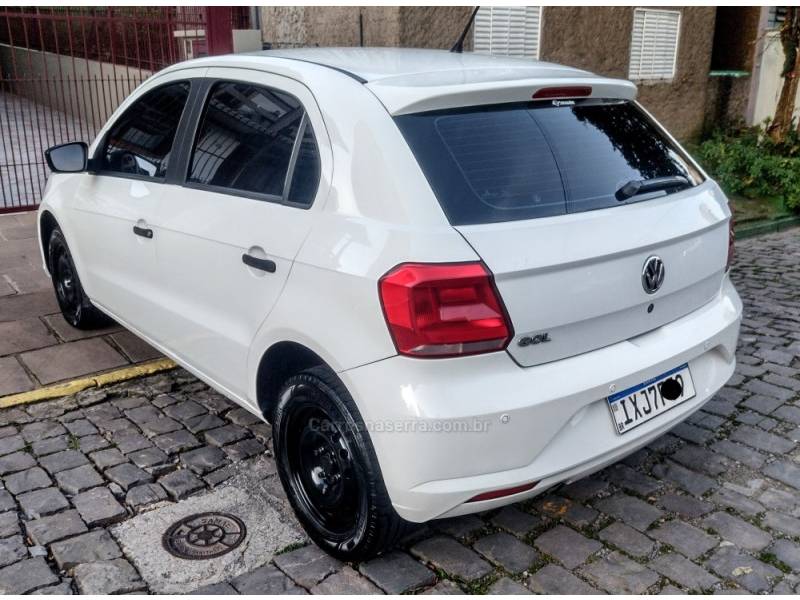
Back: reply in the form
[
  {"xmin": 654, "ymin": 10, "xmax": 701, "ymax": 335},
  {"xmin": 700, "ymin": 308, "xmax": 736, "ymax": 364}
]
[{"xmin": 642, "ymin": 256, "xmax": 665, "ymax": 294}]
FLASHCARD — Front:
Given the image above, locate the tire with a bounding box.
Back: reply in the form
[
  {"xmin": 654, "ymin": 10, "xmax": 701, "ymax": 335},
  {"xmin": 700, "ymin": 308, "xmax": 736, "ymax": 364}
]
[
  {"xmin": 273, "ymin": 365, "xmax": 409, "ymax": 560},
  {"xmin": 47, "ymin": 228, "xmax": 110, "ymax": 329}
]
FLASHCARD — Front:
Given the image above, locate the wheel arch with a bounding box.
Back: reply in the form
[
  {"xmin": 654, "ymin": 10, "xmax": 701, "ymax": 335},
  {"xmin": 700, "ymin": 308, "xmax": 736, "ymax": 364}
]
[{"xmin": 39, "ymin": 210, "xmax": 60, "ymax": 273}]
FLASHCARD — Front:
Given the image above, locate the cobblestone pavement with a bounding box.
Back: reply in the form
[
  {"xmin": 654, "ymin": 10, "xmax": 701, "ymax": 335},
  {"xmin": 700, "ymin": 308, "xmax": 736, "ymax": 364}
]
[{"xmin": 0, "ymin": 228, "xmax": 798, "ymax": 594}]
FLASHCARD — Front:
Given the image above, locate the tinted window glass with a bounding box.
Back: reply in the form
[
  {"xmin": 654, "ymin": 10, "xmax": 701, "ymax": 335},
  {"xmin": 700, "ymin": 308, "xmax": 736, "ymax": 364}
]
[
  {"xmin": 395, "ymin": 100, "xmax": 702, "ymax": 225},
  {"xmin": 287, "ymin": 120, "xmax": 321, "ymax": 206},
  {"xmin": 189, "ymin": 82, "xmax": 303, "ymax": 197},
  {"xmin": 101, "ymin": 82, "xmax": 190, "ymax": 178}
]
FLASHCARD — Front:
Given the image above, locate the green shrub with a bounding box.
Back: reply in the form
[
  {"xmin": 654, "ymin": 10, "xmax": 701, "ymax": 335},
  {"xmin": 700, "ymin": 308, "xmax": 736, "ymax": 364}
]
[{"xmin": 695, "ymin": 123, "xmax": 800, "ymax": 213}]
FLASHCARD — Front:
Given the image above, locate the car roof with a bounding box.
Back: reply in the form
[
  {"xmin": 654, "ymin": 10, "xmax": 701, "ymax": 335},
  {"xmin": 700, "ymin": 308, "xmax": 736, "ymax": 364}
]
[{"xmin": 170, "ymin": 47, "xmax": 637, "ymax": 115}]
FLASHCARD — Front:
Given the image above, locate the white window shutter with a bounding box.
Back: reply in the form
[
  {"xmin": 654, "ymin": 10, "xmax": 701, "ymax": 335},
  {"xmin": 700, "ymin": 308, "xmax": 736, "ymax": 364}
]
[
  {"xmin": 629, "ymin": 8, "xmax": 681, "ymax": 81},
  {"xmin": 474, "ymin": 6, "xmax": 541, "ymax": 59}
]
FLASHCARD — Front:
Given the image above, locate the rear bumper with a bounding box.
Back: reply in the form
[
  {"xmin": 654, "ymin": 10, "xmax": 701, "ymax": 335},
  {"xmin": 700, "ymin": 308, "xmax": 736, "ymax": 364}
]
[{"xmin": 341, "ymin": 276, "xmax": 742, "ymax": 522}]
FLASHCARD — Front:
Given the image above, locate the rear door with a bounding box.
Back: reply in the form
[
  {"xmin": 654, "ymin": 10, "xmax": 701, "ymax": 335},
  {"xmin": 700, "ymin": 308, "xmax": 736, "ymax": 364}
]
[
  {"xmin": 151, "ymin": 69, "xmax": 329, "ymax": 402},
  {"xmin": 396, "ymin": 99, "xmax": 730, "ymax": 367}
]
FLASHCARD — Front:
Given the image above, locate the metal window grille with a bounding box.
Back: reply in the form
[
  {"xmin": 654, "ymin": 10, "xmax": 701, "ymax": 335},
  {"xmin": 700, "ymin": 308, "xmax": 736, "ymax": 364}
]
[
  {"xmin": 473, "ymin": 6, "xmax": 541, "ymax": 59},
  {"xmin": 629, "ymin": 8, "xmax": 681, "ymax": 81}
]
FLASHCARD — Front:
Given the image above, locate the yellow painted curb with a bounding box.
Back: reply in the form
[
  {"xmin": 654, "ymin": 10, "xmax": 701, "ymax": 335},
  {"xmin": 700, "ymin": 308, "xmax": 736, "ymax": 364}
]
[{"xmin": 0, "ymin": 358, "xmax": 177, "ymax": 409}]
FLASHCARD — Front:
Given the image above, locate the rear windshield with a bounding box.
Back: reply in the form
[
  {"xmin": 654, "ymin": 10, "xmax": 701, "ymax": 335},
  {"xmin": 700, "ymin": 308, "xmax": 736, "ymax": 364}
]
[{"xmin": 395, "ymin": 99, "xmax": 703, "ymax": 226}]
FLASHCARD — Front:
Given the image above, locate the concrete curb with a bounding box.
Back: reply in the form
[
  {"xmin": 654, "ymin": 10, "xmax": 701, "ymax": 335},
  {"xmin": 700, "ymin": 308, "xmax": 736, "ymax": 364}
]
[
  {"xmin": 0, "ymin": 357, "xmax": 177, "ymax": 409},
  {"xmin": 736, "ymin": 216, "xmax": 800, "ymax": 240}
]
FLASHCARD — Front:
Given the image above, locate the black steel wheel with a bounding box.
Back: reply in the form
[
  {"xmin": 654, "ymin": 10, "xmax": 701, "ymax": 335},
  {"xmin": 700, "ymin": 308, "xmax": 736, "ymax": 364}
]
[
  {"xmin": 273, "ymin": 365, "xmax": 409, "ymax": 560},
  {"xmin": 47, "ymin": 228, "xmax": 110, "ymax": 329}
]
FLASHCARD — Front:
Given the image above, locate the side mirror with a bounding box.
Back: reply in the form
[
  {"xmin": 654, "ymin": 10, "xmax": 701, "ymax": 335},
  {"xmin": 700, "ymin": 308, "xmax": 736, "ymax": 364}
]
[{"xmin": 45, "ymin": 142, "xmax": 88, "ymax": 173}]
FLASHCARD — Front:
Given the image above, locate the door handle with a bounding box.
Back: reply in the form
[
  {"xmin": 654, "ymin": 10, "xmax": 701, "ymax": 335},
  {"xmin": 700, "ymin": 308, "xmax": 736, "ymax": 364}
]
[
  {"xmin": 242, "ymin": 254, "xmax": 276, "ymax": 273},
  {"xmin": 133, "ymin": 225, "xmax": 153, "ymax": 239}
]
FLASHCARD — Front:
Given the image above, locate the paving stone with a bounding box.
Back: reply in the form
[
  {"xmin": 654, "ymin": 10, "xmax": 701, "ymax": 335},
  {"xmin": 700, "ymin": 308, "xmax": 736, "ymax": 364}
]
[
  {"xmin": 598, "ymin": 522, "xmax": 655, "ymax": 557},
  {"xmin": 227, "ymin": 407, "xmax": 262, "ymax": 426},
  {"xmin": 190, "ymin": 582, "xmax": 238, "ymax": 594},
  {"xmin": 595, "ymin": 493, "xmax": 664, "ymax": 531},
  {"xmin": 50, "ymin": 529, "xmax": 122, "ymax": 570},
  {"xmin": 89, "ymin": 448, "xmax": 127, "ymax": 470},
  {"xmin": 179, "ymin": 445, "xmax": 227, "ymax": 475},
  {"xmin": 20, "ymin": 421, "xmax": 67, "ymax": 443},
  {"xmin": 421, "ymin": 580, "xmax": 463, "ymax": 594},
  {"xmin": 0, "ymin": 491, "xmax": 13, "ymax": 513},
  {"xmin": 204, "ymin": 464, "xmax": 238, "ymax": 487},
  {"xmin": 20, "ymin": 338, "xmax": 127, "ymax": 385},
  {"xmin": 730, "ymin": 424, "xmax": 795, "ymax": 453},
  {"xmin": 31, "ymin": 435, "xmax": 69, "ymax": 457},
  {"xmin": 0, "ymin": 451, "xmax": 36, "ymax": 475},
  {"xmin": 0, "ymin": 426, "xmax": 16, "ymax": 440},
  {"xmin": 712, "ymin": 487, "xmax": 764, "ymax": 517},
  {"xmin": 95, "ymin": 417, "xmax": 137, "ymax": 434},
  {"xmin": 55, "ymin": 464, "xmax": 104, "ymax": 494},
  {"xmin": 743, "ymin": 378, "xmax": 795, "ymax": 402},
  {"xmin": 0, "ymin": 435, "xmax": 25, "ymax": 456},
  {"xmin": 411, "ymin": 535, "xmax": 493, "ymax": 581},
  {"xmin": 32, "ymin": 579, "xmax": 74, "ymax": 594},
  {"xmin": 139, "ymin": 417, "xmax": 183, "ymax": 438},
  {"xmin": 770, "ymin": 539, "xmax": 800, "ymax": 572},
  {"xmin": 0, "ymin": 535, "xmax": 26, "ymax": 568},
  {"xmin": 763, "ymin": 510, "xmax": 800, "ymax": 537},
  {"xmin": 656, "ymin": 493, "xmax": 714, "ymax": 518},
  {"xmin": 311, "ymin": 565, "xmax": 381, "ymax": 594},
  {"xmin": 0, "ymin": 512, "xmax": 19, "ymax": 538},
  {"xmin": 705, "ymin": 546, "xmax": 781, "ymax": 593},
  {"xmin": 231, "ymin": 564, "xmax": 305, "ymax": 594},
  {"xmin": 63, "ymin": 419, "xmax": 97, "ymax": 437},
  {"xmin": 105, "ymin": 463, "xmax": 152, "ymax": 491},
  {"xmin": 671, "ymin": 444, "xmax": 731, "ymax": 476},
  {"xmin": 111, "ymin": 429, "xmax": 151, "ymax": 454},
  {"xmin": 4, "ymin": 466, "xmax": 51, "ymax": 495},
  {"xmin": 272, "ymin": 543, "xmax": 342, "ymax": 588},
  {"xmin": 488, "ymin": 577, "xmax": 531, "ymax": 594},
  {"xmin": 578, "ymin": 551, "xmax": 659, "ymax": 594},
  {"xmin": 359, "ymin": 550, "xmax": 435, "ymax": 594},
  {"xmin": 72, "ymin": 486, "xmax": 126, "ymax": 526},
  {"xmin": 534, "ymin": 495, "xmax": 599, "ymax": 528},
  {"xmin": 604, "ymin": 463, "xmax": 663, "ymax": 495},
  {"xmin": 123, "ymin": 406, "xmax": 162, "ymax": 425},
  {"xmin": 473, "ymin": 531, "xmax": 539, "ymax": 573},
  {"xmin": 73, "ymin": 558, "xmax": 145, "ymax": 594},
  {"xmin": 159, "ymin": 468, "xmax": 204, "ymax": 500},
  {"xmin": 651, "ymin": 460, "xmax": 716, "ymax": 496},
  {"xmin": 224, "ymin": 438, "xmax": 266, "ymax": 461},
  {"xmin": 204, "ymin": 424, "xmax": 249, "ymax": 447},
  {"xmin": 533, "ymin": 525, "xmax": 601, "ymax": 569},
  {"xmin": 0, "ymin": 557, "xmax": 59, "ymax": 594},
  {"xmin": 764, "ymin": 459, "xmax": 800, "ymax": 490},
  {"xmin": 759, "ymin": 487, "xmax": 798, "ymax": 512},
  {"xmin": 650, "ymin": 553, "xmax": 719, "ymax": 591},
  {"xmin": 39, "ymin": 449, "xmax": 88, "ymax": 474},
  {"xmin": 649, "ymin": 520, "xmax": 718, "ymax": 559},
  {"xmin": 711, "ymin": 440, "xmax": 766, "ymax": 469},
  {"xmin": 128, "ymin": 447, "xmax": 169, "ymax": 469},
  {"xmin": 672, "ymin": 422, "xmax": 715, "ymax": 445},
  {"xmin": 490, "ymin": 506, "xmax": 543, "ymax": 536},
  {"xmin": 742, "ymin": 394, "xmax": 785, "ymax": 415},
  {"xmin": 125, "ymin": 483, "xmax": 168, "ymax": 510},
  {"xmin": 184, "ymin": 413, "xmax": 225, "ymax": 434},
  {"xmin": 17, "ymin": 487, "xmax": 69, "ymax": 519},
  {"xmin": 702, "ymin": 511, "xmax": 772, "ymax": 552},
  {"xmin": 77, "ymin": 434, "xmax": 108, "ymax": 453},
  {"xmin": 163, "ymin": 400, "xmax": 206, "ymax": 421},
  {"xmin": 25, "ymin": 509, "xmax": 87, "ymax": 546},
  {"xmin": 153, "ymin": 429, "xmax": 200, "ymax": 454},
  {"xmin": 0, "ymin": 317, "xmax": 56, "ymax": 356},
  {"xmin": 433, "ymin": 514, "xmax": 484, "ymax": 539}
]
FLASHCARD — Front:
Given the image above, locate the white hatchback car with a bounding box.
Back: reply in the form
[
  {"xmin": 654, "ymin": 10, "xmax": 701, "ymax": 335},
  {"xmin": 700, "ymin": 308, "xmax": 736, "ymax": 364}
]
[{"xmin": 39, "ymin": 48, "xmax": 741, "ymax": 559}]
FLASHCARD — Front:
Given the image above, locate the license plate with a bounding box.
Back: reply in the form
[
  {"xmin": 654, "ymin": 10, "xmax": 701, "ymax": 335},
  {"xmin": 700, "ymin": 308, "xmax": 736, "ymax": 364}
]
[{"xmin": 607, "ymin": 364, "xmax": 695, "ymax": 435}]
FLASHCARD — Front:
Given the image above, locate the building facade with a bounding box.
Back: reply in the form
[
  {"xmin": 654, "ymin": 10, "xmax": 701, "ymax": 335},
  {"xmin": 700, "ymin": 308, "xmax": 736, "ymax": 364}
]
[{"xmin": 260, "ymin": 6, "xmax": 717, "ymax": 141}]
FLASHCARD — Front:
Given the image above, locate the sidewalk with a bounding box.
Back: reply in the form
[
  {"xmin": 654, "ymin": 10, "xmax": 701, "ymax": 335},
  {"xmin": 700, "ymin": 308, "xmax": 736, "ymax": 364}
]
[{"xmin": 0, "ymin": 212, "xmax": 162, "ymax": 397}]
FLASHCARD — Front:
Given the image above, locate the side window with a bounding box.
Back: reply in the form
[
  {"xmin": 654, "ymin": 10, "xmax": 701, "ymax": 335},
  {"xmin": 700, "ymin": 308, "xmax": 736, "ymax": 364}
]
[
  {"xmin": 101, "ymin": 82, "xmax": 190, "ymax": 179},
  {"xmin": 286, "ymin": 120, "xmax": 321, "ymax": 206},
  {"xmin": 189, "ymin": 81, "xmax": 308, "ymax": 199}
]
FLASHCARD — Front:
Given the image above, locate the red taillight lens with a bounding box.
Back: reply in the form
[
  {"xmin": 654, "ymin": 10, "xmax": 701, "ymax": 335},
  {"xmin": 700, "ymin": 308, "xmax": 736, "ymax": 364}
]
[
  {"xmin": 467, "ymin": 482, "xmax": 537, "ymax": 503},
  {"xmin": 532, "ymin": 86, "xmax": 592, "ymax": 100},
  {"xmin": 726, "ymin": 217, "xmax": 735, "ymax": 271},
  {"xmin": 379, "ymin": 262, "xmax": 512, "ymax": 358}
]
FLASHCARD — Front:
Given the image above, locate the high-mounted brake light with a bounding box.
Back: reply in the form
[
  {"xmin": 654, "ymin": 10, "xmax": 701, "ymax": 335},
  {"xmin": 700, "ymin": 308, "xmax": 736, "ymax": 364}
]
[
  {"xmin": 532, "ymin": 86, "xmax": 592, "ymax": 100},
  {"xmin": 726, "ymin": 217, "xmax": 735, "ymax": 271},
  {"xmin": 379, "ymin": 262, "xmax": 512, "ymax": 358}
]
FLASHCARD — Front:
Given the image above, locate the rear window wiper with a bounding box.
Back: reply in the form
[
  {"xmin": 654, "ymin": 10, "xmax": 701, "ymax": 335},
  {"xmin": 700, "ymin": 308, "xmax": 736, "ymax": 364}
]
[{"xmin": 615, "ymin": 176, "xmax": 690, "ymax": 201}]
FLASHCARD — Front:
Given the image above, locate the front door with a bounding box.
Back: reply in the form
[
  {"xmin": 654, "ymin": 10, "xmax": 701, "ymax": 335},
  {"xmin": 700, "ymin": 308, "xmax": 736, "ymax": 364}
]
[{"xmin": 151, "ymin": 69, "xmax": 329, "ymax": 404}]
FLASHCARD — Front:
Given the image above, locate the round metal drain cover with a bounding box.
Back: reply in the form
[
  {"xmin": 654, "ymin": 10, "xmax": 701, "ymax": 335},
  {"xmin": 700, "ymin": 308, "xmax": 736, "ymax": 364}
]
[{"xmin": 163, "ymin": 512, "xmax": 246, "ymax": 560}]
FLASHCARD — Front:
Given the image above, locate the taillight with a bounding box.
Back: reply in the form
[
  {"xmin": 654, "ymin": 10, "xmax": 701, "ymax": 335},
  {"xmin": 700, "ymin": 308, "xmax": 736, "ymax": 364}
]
[
  {"xmin": 726, "ymin": 217, "xmax": 735, "ymax": 271},
  {"xmin": 467, "ymin": 482, "xmax": 538, "ymax": 503},
  {"xmin": 379, "ymin": 262, "xmax": 512, "ymax": 358},
  {"xmin": 532, "ymin": 86, "xmax": 592, "ymax": 100}
]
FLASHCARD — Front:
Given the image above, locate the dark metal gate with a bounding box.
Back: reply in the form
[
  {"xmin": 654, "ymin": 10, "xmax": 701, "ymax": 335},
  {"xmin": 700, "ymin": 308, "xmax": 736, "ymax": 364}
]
[{"xmin": 0, "ymin": 6, "xmax": 250, "ymax": 213}]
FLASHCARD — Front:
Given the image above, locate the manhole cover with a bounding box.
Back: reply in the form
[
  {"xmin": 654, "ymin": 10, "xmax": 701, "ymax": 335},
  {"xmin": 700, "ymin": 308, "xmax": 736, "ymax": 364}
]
[{"xmin": 162, "ymin": 512, "xmax": 246, "ymax": 560}]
